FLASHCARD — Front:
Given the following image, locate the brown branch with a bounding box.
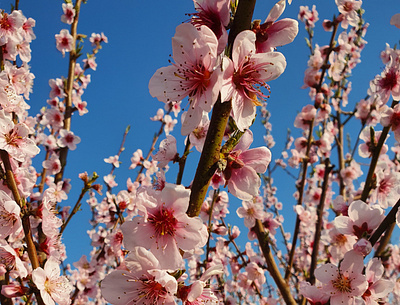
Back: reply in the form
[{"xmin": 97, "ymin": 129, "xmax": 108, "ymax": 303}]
[
  {"xmin": 361, "ymin": 100, "xmax": 399, "ymax": 201},
  {"xmin": 187, "ymin": 0, "xmax": 256, "ymax": 217},
  {"xmin": 176, "ymin": 138, "xmax": 190, "ymax": 185},
  {"xmin": 369, "ymin": 198, "xmax": 400, "ymax": 247},
  {"xmin": 285, "ymin": 120, "xmax": 314, "ymax": 281},
  {"xmin": 308, "ymin": 159, "xmax": 333, "ymax": 284},
  {"xmin": 187, "ymin": 96, "xmax": 231, "ymax": 217},
  {"xmin": 0, "ymin": 150, "xmax": 45, "ymax": 305},
  {"xmin": 254, "ymin": 220, "xmax": 296, "ymax": 305}
]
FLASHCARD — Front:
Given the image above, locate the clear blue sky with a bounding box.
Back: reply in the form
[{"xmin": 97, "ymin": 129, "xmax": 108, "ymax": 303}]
[{"xmin": 12, "ymin": 0, "xmax": 400, "ymax": 265}]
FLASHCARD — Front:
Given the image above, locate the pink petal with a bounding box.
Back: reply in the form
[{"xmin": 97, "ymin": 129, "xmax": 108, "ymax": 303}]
[
  {"xmin": 259, "ymin": 19, "xmax": 299, "ymax": 52},
  {"xmin": 240, "ymin": 147, "xmax": 271, "ymax": 173},
  {"xmin": 265, "ymin": 0, "xmax": 285, "ymax": 23},
  {"xmin": 231, "ymin": 93, "xmax": 256, "ymax": 131},
  {"xmin": 234, "ymin": 129, "xmax": 254, "ymax": 152},
  {"xmin": 149, "ymin": 65, "xmax": 187, "ymax": 103},
  {"xmin": 228, "ymin": 166, "xmax": 260, "ymax": 200},
  {"xmin": 101, "ymin": 270, "xmax": 140, "ymax": 305},
  {"xmin": 390, "ymin": 14, "xmax": 400, "ymax": 29},
  {"xmin": 232, "ymin": 31, "xmax": 256, "ymax": 68}
]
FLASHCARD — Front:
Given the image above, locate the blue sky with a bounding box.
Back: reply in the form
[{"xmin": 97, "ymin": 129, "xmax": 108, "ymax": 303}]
[{"xmin": 12, "ymin": 0, "xmax": 400, "ymax": 265}]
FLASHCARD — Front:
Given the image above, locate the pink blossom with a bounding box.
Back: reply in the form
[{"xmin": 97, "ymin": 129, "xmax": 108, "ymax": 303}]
[
  {"xmin": 353, "ymin": 238, "xmax": 372, "ymax": 256},
  {"xmin": 55, "ymin": 29, "xmax": 73, "ymax": 56},
  {"xmin": 104, "ymin": 155, "xmax": 120, "ymax": 168},
  {"xmin": 299, "ymin": 282, "xmax": 330, "ymax": 305},
  {"xmin": 163, "ymin": 114, "xmax": 178, "ymax": 136},
  {"xmin": 381, "ymin": 104, "xmax": 400, "ymax": 142},
  {"xmin": 21, "ymin": 17, "xmax": 36, "ymax": 42},
  {"xmin": 0, "ymin": 240, "xmax": 27, "ymax": 278},
  {"xmin": 149, "ymin": 23, "xmax": 221, "ymax": 135},
  {"xmin": 89, "ymin": 32, "xmax": 108, "ymax": 47},
  {"xmin": 251, "ymin": 0, "xmax": 298, "ymax": 53},
  {"xmin": 40, "ymin": 108, "xmax": 64, "ymax": 130},
  {"xmin": 236, "ymin": 199, "xmax": 266, "ymax": 228},
  {"xmin": 48, "ymin": 78, "xmax": 65, "ymax": 99},
  {"xmin": 222, "ymin": 31, "xmax": 286, "ymax": 131},
  {"xmin": 222, "ymin": 130, "xmax": 271, "ymax": 200},
  {"xmin": 61, "ymin": 3, "xmax": 75, "ymax": 24},
  {"xmin": 73, "ymin": 99, "xmax": 88, "ymax": 116},
  {"xmin": 57, "ymin": 129, "xmax": 81, "ymax": 150},
  {"xmin": 362, "ymin": 258, "xmax": 394, "ymax": 304},
  {"xmin": 294, "ymin": 104, "xmax": 317, "ymax": 130},
  {"xmin": 370, "ymin": 62, "xmax": 400, "ymax": 105},
  {"xmin": 0, "ymin": 73, "xmax": 27, "ymax": 116},
  {"xmin": 188, "ymin": 112, "xmax": 209, "ymax": 152},
  {"xmin": 358, "ymin": 128, "xmax": 388, "ymax": 158},
  {"xmin": 130, "ymin": 149, "xmax": 143, "ymax": 169},
  {"xmin": 151, "ymin": 108, "xmax": 164, "ymax": 121},
  {"xmin": 335, "ymin": 0, "xmax": 362, "ymax": 29},
  {"xmin": 153, "ymin": 135, "xmax": 178, "ymax": 168},
  {"xmin": 104, "ymin": 174, "xmax": 118, "ymax": 188},
  {"xmin": 32, "ymin": 257, "xmax": 73, "ymax": 305},
  {"xmin": 315, "ymin": 251, "xmax": 368, "ymax": 304},
  {"xmin": 42, "ymin": 153, "xmax": 62, "ymax": 175},
  {"xmin": 190, "ymin": 0, "xmax": 230, "ymax": 54},
  {"xmin": 298, "ymin": 5, "xmax": 319, "ymax": 29},
  {"xmin": 121, "ymin": 183, "xmax": 208, "ymax": 269},
  {"xmin": 83, "ymin": 56, "xmax": 97, "ymax": 71},
  {"xmin": 334, "ymin": 200, "xmax": 384, "ymax": 239},
  {"xmin": 391, "ymin": 14, "xmax": 400, "ymax": 29},
  {"xmin": 0, "ymin": 10, "xmax": 24, "ymax": 46},
  {"xmin": 327, "ymin": 228, "xmax": 357, "ymax": 263},
  {"xmin": 101, "ymin": 247, "xmax": 177, "ymax": 305},
  {"xmin": 370, "ymin": 164, "xmax": 400, "ymax": 208},
  {"xmin": 0, "ymin": 113, "xmax": 40, "ymax": 162}
]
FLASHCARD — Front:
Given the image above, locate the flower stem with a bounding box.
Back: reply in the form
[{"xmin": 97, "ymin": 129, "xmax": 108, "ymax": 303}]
[{"xmin": 55, "ymin": 0, "xmax": 83, "ymax": 184}]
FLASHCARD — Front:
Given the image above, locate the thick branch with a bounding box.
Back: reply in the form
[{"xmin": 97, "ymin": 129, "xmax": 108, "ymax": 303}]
[{"xmin": 187, "ymin": 0, "xmax": 256, "ymax": 217}]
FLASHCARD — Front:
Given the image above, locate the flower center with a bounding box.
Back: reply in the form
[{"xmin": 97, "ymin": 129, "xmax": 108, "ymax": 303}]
[
  {"xmin": 233, "ymin": 59, "xmax": 270, "ymax": 106},
  {"xmin": 174, "ymin": 62, "xmax": 212, "ymax": 98},
  {"xmin": 148, "ymin": 206, "xmax": 178, "ymax": 237},
  {"xmin": 139, "ymin": 279, "xmax": 167, "ymax": 303},
  {"xmin": 190, "ymin": 2, "xmax": 224, "ymax": 38},
  {"xmin": 332, "ymin": 273, "xmax": 352, "ymax": 293},
  {"xmin": 379, "ymin": 68, "xmax": 399, "ymax": 91},
  {"xmin": 0, "ymin": 15, "xmax": 11, "ymax": 31}
]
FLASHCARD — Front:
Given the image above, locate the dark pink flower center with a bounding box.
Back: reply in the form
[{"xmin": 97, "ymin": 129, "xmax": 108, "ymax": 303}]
[
  {"xmin": 190, "ymin": 2, "xmax": 224, "ymax": 38},
  {"xmin": 148, "ymin": 207, "xmax": 178, "ymax": 237},
  {"xmin": 0, "ymin": 15, "xmax": 11, "ymax": 31},
  {"xmin": 5, "ymin": 130, "xmax": 21, "ymax": 147},
  {"xmin": 352, "ymin": 222, "xmax": 372, "ymax": 239},
  {"xmin": 343, "ymin": 2, "xmax": 355, "ymax": 12},
  {"xmin": 134, "ymin": 278, "xmax": 168, "ymax": 304},
  {"xmin": 175, "ymin": 61, "xmax": 212, "ymax": 99},
  {"xmin": 390, "ymin": 111, "xmax": 400, "ymax": 129},
  {"xmin": 64, "ymin": 134, "xmax": 75, "ymax": 143},
  {"xmin": 233, "ymin": 59, "xmax": 270, "ymax": 105},
  {"xmin": 379, "ymin": 68, "xmax": 399, "ymax": 91},
  {"xmin": 61, "ymin": 37, "xmax": 70, "ymax": 47}
]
